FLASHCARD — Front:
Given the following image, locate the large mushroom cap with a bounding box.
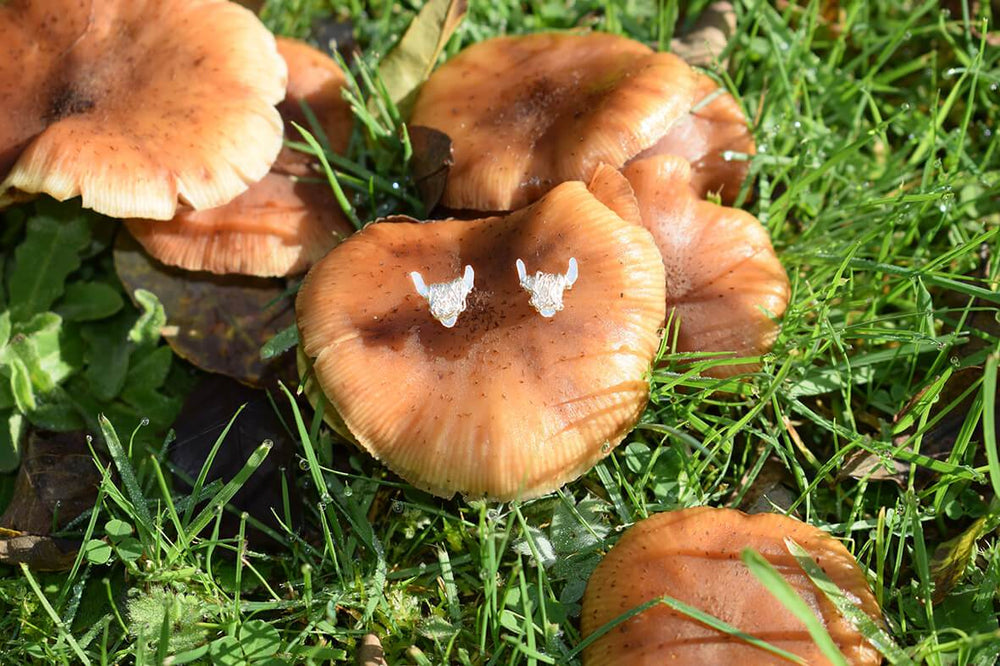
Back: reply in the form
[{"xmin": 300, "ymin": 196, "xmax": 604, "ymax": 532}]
[
  {"xmin": 621, "ymin": 155, "xmax": 789, "ymax": 377},
  {"xmin": 581, "ymin": 507, "xmax": 883, "ymax": 665},
  {"xmin": 124, "ymin": 37, "xmax": 354, "ymax": 277},
  {"xmin": 409, "ymin": 32, "xmax": 698, "ymax": 212},
  {"xmin": 296, "ymin": 177, "xmax": 666, "ymax": 500},
  {"xmin": 633, "ymin": 72, "xmax": 756, "ymax": 204},
  {"xmin": 0, "ymin": 0, "xmax": 286, "ymax": 220}
]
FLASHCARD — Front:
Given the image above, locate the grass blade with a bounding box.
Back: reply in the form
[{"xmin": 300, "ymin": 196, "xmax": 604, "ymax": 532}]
[{"xmin": 742, "ymin": 548, "xmax": 849, "ymax": 666}]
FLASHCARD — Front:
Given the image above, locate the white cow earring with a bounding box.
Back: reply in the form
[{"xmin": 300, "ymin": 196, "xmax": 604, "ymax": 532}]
[
  {"xmin": 410, "ymin": 265, "xmax": 475, "ymax": 328},
  {"xmin": 516, "ymin": 258, "xmax": 578, "ymax": 317}
]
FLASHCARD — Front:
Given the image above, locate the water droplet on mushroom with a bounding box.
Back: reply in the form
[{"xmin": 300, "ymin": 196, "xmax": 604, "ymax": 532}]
[{"xmin": 600, "ymin": 442, "xmax": 611, "ymax": 454}]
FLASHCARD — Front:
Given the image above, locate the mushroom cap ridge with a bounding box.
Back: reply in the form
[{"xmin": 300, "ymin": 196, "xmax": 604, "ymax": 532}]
[
  {"xmin": 0, "ymin": 0, "xmax": 286, "ymax": 219},
  {"xmin": 581, "ymin": 507, "xmax": 883, "ymax": 666},
  {"xmin": 296, "ymin": 178, "xmax": 666, "ymax": 500}
]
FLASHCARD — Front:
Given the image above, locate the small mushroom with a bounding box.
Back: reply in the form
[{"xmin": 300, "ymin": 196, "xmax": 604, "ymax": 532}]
[
  {"xmin": 409, "ymin": 32, "xmax": 699, "ymax": 212},
  {"xmin": 619, "ymin": 155, "xmax": 789, "ymax": 377},
  {"xmin": 124, "ymin": 37, "xmax": 354, "ymax": 277},
  {"xmin": 581, "ymin": 507, "xmax": 883, "ymax": 665},
  {"xmin": 296, "ymin": 175, "xmax": 665, "ymax": 500},
  {"xmin": 0, "ymin": 0, "xmax": 287, "ymax": 220},
  {"xmin": 632, "ymin": 71, "xmax": 756, "ymax": 204}
]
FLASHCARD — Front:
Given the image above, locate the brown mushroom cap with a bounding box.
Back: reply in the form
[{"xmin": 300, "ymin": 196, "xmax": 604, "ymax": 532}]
[
  {"xmin": 621, "ymin": 155, "xmax": 789, "ymax": 377},
  {"xmin": 409, "ymin": 32, "xmax": 698, "ymax": 212},
  {"xmin": 632, "ymin": 72, "xmax": 756, "ymax": 204},
  {"xmin": 296, "ymin": 176, "xmax": 666, "ymax": 500},
  {"xmin": 124, "ymin": 38, "xmax": 353, "ymax": 277},
  {"xmin": 581, "ymin": 507, "xmax": 883, "ymax": 666},
  {"xmin": 0, "ymin": 0, "xmax": 286, "ymax": 220}
]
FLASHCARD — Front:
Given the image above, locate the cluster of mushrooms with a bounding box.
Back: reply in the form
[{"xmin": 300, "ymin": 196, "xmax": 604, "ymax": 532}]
[{"xmin": 2, "ymin": 1, "xmax": 885, "ymax": 663}]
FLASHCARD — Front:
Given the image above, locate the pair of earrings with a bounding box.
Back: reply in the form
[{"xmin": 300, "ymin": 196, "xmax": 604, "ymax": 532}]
[{"xmin": 410, "ymin": 258, "xmax": 579, "ymax": 328}]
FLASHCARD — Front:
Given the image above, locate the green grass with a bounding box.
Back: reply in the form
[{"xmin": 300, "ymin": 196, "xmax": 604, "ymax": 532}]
[{"xmin": 1, "ymin": 0, "xmax": 999, "ymax": 664}]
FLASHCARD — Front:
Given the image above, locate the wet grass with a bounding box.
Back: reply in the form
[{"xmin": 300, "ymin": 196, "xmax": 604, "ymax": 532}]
[{"xmin": 1, "ymin": 0, "xmax": 998, "ymax": 664}]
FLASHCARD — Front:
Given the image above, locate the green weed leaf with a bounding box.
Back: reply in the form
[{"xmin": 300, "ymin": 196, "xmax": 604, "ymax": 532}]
[
  {"xmin": 56, "ymin": 282, "xmax": 124, "ymax": 322},
  {"xmin": 7, "ymin": 207, "xmax": 90, "ymax": 321},
  {"xmin": 240, "ymin": 619, "xmax": 281, "ymax": 660}
]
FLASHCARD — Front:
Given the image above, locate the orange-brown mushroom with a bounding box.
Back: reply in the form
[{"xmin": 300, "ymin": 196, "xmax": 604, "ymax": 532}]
[
  {"xmin": 0, "ymin": 0, "xmax": 286, "ymax": 220},
  {"xmin": 125, "ymin": 37, "xmax": 354, "ymax": 277},
  {"xmin": 296, "ymin": 174, "xmax": 665, "ymax": 500},
  {"xmin": 409, "ymin": 32, "xmax": 699, "ymax": 212},
  {"xmin": 581, "ymin": 507, "xmax": 883, "ymax": 665},
  {"xmin": 632, "ymin": 72, "xmax": 756, "ymax": 204},
  {"xmin": 620, "ymin": 155, "xmax": 789, "ymax": 377}
]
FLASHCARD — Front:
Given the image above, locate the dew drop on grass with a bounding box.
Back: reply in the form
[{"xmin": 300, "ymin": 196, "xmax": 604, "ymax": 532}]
[
  {"xmin": 261, "ymin": 438, "xmax": 274, "ymax": 449},
  {"xmin": 342, "ymin": 484, "xmax": 353, "ymax": 497},
  {"xmin": 900, "ymin": 102, "xmax": 911, "ymax": 112},
  {"xmin": 391, "ymin": 500, "xmax": 404, "ymax": 513},
  {"xmin": 950, "ymin": 356, "xmax": 961, "ymax": 367},
  {"xmin": 299, "ymin": 458, "xmax": 310, "ymax": 471},
  {"xmin": 86, "ymin": 435, "xmax": 93, "ymax": 444},
  {"xmin": 140, "ymin": 417, "xmax": 150, "ymax": 427}
]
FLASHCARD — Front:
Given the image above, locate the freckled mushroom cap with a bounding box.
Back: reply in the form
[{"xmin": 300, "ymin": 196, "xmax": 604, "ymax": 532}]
[
  {"xmin": 409, "ymin": 32, "xmax": 698, "ymax": 211},
  {"xmin": 0, "ymin": 0, "xmax": 286, "ymax": 219},
  {"xmin": 296, "ymin": 177, "xmax": 666, "ymax": 500},
  {"xmin": 124, "ymin": 38, "xmax": 353, "ymax": 277},
  {"xmin": 633, "ymin": 72, "xmax": 756, "ymax": 204},
  {"xmin": 621, "ymin": 155, "xmax": 789, "ymax": 377},
  {"xmin": 581, "ymin": 507, "xmax": 882, "ymax": 666}
]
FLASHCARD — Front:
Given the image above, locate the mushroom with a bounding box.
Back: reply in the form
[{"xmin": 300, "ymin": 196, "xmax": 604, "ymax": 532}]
[
  {"xmin": 619, "ymin": 155, "xmax": 789, "ymax": 377},
  {"xmin": 296, "ymin": 173, "xmax": 665, "ymax": 500},
  {"xmin": 581, "ymin": 507, "xmax": 883, "ymax": 665},
  {"xmin": 124, "ymin": 37, "xmax": 354, "ymax": 277},
  {"xmin": 0, "ymin": 0, "xmax": 287, "ymax": 220},
  {"xmin": 631, "ymin": 71, "xmax": 756, "ymax": 204},
  {"xmin": 408, "ymin": 32, "xmax": 699, "ymax": 212}
]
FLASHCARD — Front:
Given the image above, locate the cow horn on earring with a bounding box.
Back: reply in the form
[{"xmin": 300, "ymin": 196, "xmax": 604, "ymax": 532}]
[
  {"xmin": 410, "ymin": 265, "xmax": 475, "ymax": 328},
  {"xmin": 516, "ymin": 258, "xmax": 578, "ymax": 317}
]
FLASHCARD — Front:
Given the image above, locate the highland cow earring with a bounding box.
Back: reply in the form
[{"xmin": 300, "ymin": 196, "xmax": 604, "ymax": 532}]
[
  {"xmin": 410, "ymin": 265, "xmax": 475, "ymax": 328},
  {"xmin": 516, "ymin": 258, "xmax": 578, "ymax": 317}
]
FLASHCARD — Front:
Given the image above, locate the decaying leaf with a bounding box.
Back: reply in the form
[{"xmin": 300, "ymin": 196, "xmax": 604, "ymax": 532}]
[
  {"xmin": 840, "ymin": 367, "xmax": 994, "ymax": 487},
  {"xmin": 378, "ymin": 0, "xmax": 468, "ymax": 115},
  {"xmin": 408, "ymin": 125, "xmax": 454, "ymax": 211},
  {"xmin": 671, "ymin": 1, "xmax": 736, "ymax": 68},
  {"xmin": 0, "ymin": 429, "xmax": 100, "ymax": 533},
  {"xmin": 0, "ymin": 531, "xmax": 78, "ymax": 570},
  {"xmin": 930, "ymin": 515, "xmax": 993, "ymax": 603},
  {"xmin": 169, "ymin": 374, "xmax": 300, "ymax": 548},
  {"xmin": 736, "ymin": 455, "xmax": 797, "ymax": 514},
  {"xmin": 0, "ymin": 429, "xmax": 99, "ymax": 570},
  {"xmin": 113, "ymin": 233, "xmax": 295, "ymax": 387}
]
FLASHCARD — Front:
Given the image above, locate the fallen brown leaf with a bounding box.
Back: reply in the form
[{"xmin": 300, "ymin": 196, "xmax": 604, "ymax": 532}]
[{"xmin": 114, "ymin": 233, "xmax": 296, "ymax": 387}]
